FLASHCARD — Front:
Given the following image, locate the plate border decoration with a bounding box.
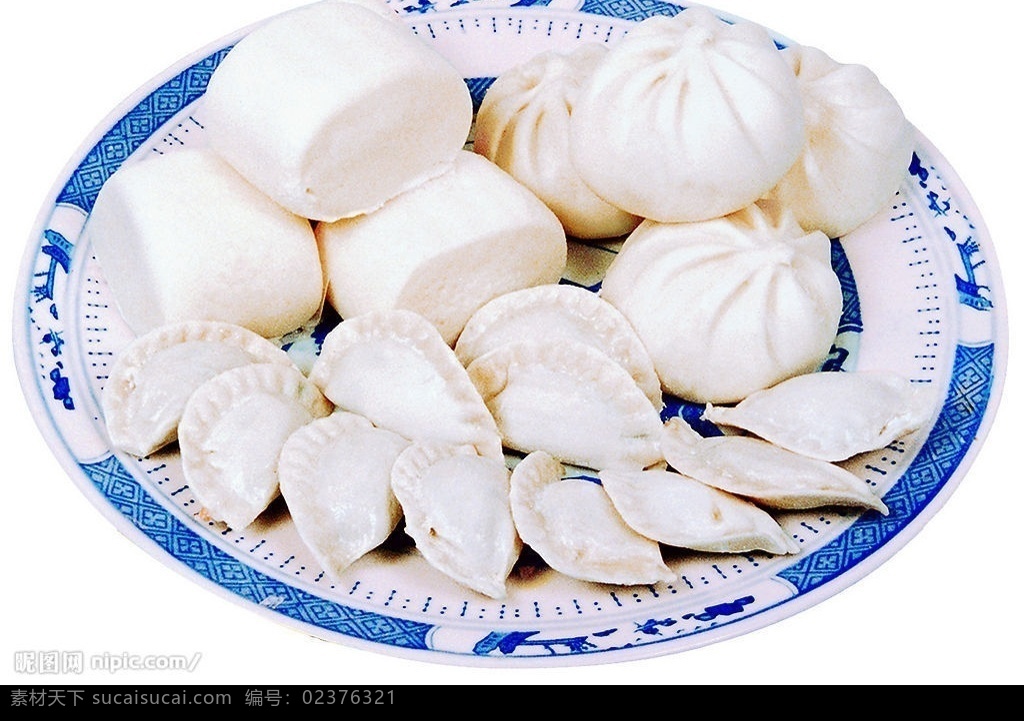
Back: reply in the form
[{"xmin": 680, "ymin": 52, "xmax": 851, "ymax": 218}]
[{"xmin": 13, "ymin": 1, "xmax": 1007, "ymax": 665}]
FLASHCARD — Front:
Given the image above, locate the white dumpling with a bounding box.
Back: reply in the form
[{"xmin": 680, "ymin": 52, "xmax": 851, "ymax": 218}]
[
  {"xmin": 661, "ymin": 418, "xmax": 889, "ymax": 514},
  {"xmin": 510, "ymin": 452, "xmax": 673, "ymax": 585},
  {"xmin": 599, "ymin": 466, "xmax": 799, "ymax": 555},
  {"xmin": 102, "ymin": 321, "xmax": 293, "ymax": 457},
  {"xmin": 474, "ymin": 44, "xmax": 641, "ymax": 239},
  {"xmin": 600, "ymin": 201, "xmax": 843, "ymax": 404},
  {"xmin": 569, "ymin": 7, "xmax": 805, "ymax": 223},
  {"xmin": 454, "ymin": 284, "xmax": 662, "ymax": 408},
  {"xmin": 308, "ymin": 309, "xmax": 503, "ymax": 459},
  {"xmin": 390, "ymin": 443, "xmax": 521, "ymax": 599},
  {"xmin": 178, "ymin": 363, "xmax": 333, "ymax": 529},
  {"xmin": 703, "ymin": 371, "xmax": 935, "ymax": 462},
  {"xmin": 466, "ymin": 340, "xmax": 664, "ymax": 471},
  {"xmin": 766, "ymin": 45, "xmax": 916, "ymax": 238},
  {"xmin": 278, "ymin": 412, "xmax": 409, "ymax": 579}
]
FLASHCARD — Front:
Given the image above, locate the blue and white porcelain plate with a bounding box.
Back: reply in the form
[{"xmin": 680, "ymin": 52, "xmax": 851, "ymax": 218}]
[{"xmin": 13, "ymin": 1, "xmax": 1008, "ymax": 666}]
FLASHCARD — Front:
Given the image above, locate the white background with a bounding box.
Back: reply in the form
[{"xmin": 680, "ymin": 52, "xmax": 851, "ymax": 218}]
[{"xmin": 1, "ymin": 0, "xmax": 1019, "ymax": 686}]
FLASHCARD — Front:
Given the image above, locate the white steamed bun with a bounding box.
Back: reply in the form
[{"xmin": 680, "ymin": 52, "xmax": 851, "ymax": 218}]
[
  {"xmin": 765, "ymin": 45, "xmax": 917, "ymax": 238},
  {"xmin": 201, "ymin": 0, "xmax": 472, "ymax": 222},
  {"xmin": 569, "ymin": 7, "xmax": 805, "ymax": 223},
  {"xmin": 474, "ymin": 44, "xmax": 641, "ymax": 240},
  {"xmin": 599, "ymin": 201, "xmax": 843, "ymax": 404}
]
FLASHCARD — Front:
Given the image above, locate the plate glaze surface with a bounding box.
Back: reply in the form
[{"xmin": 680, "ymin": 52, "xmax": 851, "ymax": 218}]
[{"xmin": 13, "ymin": 0, "xmax": 1007, "ymax": 666}]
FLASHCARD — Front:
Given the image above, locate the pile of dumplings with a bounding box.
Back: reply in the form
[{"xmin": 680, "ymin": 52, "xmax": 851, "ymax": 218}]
[{"xmin": 92, "ymin": 1, "xmax": 936, "ymax": 599}]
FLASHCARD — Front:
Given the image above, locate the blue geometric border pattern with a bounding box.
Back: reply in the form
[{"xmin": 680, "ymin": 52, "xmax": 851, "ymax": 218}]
[
  {"xmin": 831, "ymin": 239, "xmax": 863, "ymax": 336},
  {"xmin": 55, "ymin": 48, "xmax": 232, "ymax": 214},
  {"xmin": 779, "ymin": 343, "xmax": 995, "ymax": 592},
  {"xmin": 81, "ymin": 455, "xmax": 434, "ymax": 649},
  {"xmin": 580, "ymin": 0, "xmax": 685, "ymax": 21}
]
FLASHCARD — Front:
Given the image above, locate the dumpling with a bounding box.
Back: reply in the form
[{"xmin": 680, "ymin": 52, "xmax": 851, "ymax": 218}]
[
  {"xmin": 473, "ymin": 44, "xmax": 641, "ymax": 239},
  {"xmin": 703, "ymin": 371, "xmax": 935, "ymax": 462},
  {"xmin": 509, "ymin": 451, "xmax": 674, "ymax": 585},
  {"xmin": 599, "ymin": 201, "xmax": 843, "ymax": 404},
  {"xmin": 569, "ymin": 7, "xmax": 805, "ymax": 223},
  {"xmin": 102, "ymin": 321, "xmax": 293, "ymax": 457},
  {"xmin": 466, "ymin": 339, "xmax": 664, "ymax": 470},
  {"xmin": 178, "ymin": 363, "xmax": 333, "ymax": 529},
  {"xmin": 661, "ymin": 418, "xmax": 889, "ymax": 514},
  {"xmin": 87, "ymin": 148, "xmax": 323, "ymax": 338},
  {"xmin": 316, "ymin": 151, "xmax": 567, "ymax": 345},
  {"xmin": 308, "ymin": 309, "xmax": 503, "ymax": 459},
  {"xmin": 390, "ymin": 443, "xmax": 521, "ymax": 599},
  {"xmin": 278, "ymin": 412, "xmax": 409, "ymax": 579},
  {"xmin": 765, "ymin": 45, "xmax": 916, "ymax": 238},
  {"xmin": 599, "ymin": 466, "xmax": 800, "ymax": 555},
  {"xmin": 454, "ymin": 284, "xmax": 662, "ymax": 408},
  {"xmin": 201, "ymin": 0, "xmax": 472, "ymax": 221}
]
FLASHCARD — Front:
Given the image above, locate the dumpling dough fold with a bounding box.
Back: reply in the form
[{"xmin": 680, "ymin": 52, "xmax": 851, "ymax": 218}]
[
  {"xmin": 661, "ymin": 418, "xmax": 889, "ymax": 515},
  {"xmin": 702, "ymin": 372, "xmax": 935, "ymax": 462},
  {"xmin": 599, "ymin": 466, "xmax": 800, "ymax": 555},
  {"xmin": 509, "ymin": 452, "xmax": 674, "ymax": 586},
  {"xmin": 278, "ymin": 412, "xmax": 409, "ymax": 579},
  {"xmin": 102, "ymin": 321, "xmax": 293, "ymax": 457},
  {"xmin": 309, "ymin": 309, "xmax": 503, "ymax": 459},
  {"xmin": 455, "ymin": 284, "xmax": 662, "ymax": 408},
  {"xmin": 390, "ymin": 443, "xmax": 521, "ymax": 599},
  {"xmin": 178, "ymin": 363, "xmax": 333, "ymax": 529},
  {"xmin": 466, "ymin": 339, "xmax": 664, "ymax": 471}
]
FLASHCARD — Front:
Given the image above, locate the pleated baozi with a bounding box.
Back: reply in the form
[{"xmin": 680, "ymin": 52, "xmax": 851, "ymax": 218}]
[
  {"xmin": 474, "ymin": 44, "xmax": 641, "ymax": 239},
  {"xmin": 765, "ymin": 45, "xmax": 916, "ymax": 239},
  {"xmin": 599, "ymin": 201, "xmax": 843, "ymax": 404},
  {"xmin": 569, "ymin": 7, "xmax": 805, "ymax": 223}
]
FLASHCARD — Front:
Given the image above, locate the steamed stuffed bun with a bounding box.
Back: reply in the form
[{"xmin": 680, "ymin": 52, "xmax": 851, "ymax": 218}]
[
  {"xmin": 474, "ymin": 44, "xmax": 641, "ymax": 240},
  {"xmin": 765, "ymin": 45, "xmax": 916, "ymax": 238},
  {"xmin": 599, "ymin": 201, "xmax": 842, "ymax": 404},
  {"xmin": 569, "ymin": 7, "xmax": 805, "ymax": 223}
]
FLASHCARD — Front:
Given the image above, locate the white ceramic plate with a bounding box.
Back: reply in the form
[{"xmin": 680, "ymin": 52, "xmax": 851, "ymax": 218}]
[{"xmin": 13, "ymin": 0, "xmax": 1008, "ymax": 667}]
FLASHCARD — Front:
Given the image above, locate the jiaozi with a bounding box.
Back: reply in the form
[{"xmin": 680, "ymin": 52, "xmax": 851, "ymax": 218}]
[
  {"xmin": 278, "ymin": 412, "xmax": 409, "ymax": 578},
  {"xmin": 703, "ymin": 371, "xmax": 935, "ymax": 462},
  {"xmin": 308, "ymin": 309, "xmax": 503, "ymax": 459},
  {"xmin": 509, "ymin": 451, "xmax": 674, "ymax": 586},
  {"xmin": 102, "ymin": 321, "xmax": 293, "ymax": 457},
  {"xmin": 661, "ymin": 418, "xmax": 889, "ymax": 514},
  {"xmin": 178, "ymin": 363, "xmax": 333, "ymax": 529},
  {"xmin": 599, "ymin": 465, "xmax": 800, "ymax": 556},
  {"xmin": 390, "ymin": 443, "xmax": 521, "ymax": 599}
]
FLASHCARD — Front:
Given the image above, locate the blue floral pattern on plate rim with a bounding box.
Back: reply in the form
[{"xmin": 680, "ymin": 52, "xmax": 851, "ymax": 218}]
[{"xmin": 13, "ymin": 1, "xmax": 1008, "ymax": 665}]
